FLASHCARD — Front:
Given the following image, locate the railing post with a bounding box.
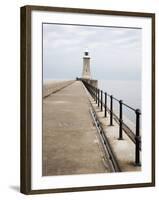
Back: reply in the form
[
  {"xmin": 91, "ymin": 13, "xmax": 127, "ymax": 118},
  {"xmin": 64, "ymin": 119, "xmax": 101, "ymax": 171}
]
[
  {"xmin": 98, "ymin": 89, "xmax": 100, "ymax": 107},
  {"xmin": 90, "ymin": 84, "xmax": 92, "ymax": 96},
  {"xmin": 96, "ymin": 88, "xmax": 97, "ymax": 103},
  {"xmin": 92, "ymin": 85, "xmax": 94, "ymax": 99},
  {"xmin": 104, "ymin": 92, "xmax": 107, "ymax": 117},
  {"xmin": 135, "ymin": 109, "xmax": 141, "ymax": 166},
  {"xmin": 101, "ymin": 90, "xmax": 103, "ymax": 111},
  {"xmin": 93, "ymin": 87, "xmax": 94, "ymax": 98},
  {"xmin": 110, "ymin": 95, "xmax": 113, "ymax": 126},
  {"xmin": 91, "ymin": 85, "xmax": 93, "ymax": 98},
  {"xmin": 93, "ymin": 86, "xmax": 96, "ymax": 100},
  {"xmin": 119, "ymin": 100, "xmax": 123, "ymax": 140}
]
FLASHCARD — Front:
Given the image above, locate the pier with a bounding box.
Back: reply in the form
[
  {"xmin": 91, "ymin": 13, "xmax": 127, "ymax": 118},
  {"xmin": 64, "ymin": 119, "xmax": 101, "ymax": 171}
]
[
  {"xmin": 42, "ymin": 79, "xmax": 141, "ymax": 176},
  {"xmin": 42, "ymin": 51, "xmax": 141, "ymax": 176},
  {"xmin": 43, "ymin": 81, "xmax": 111, "ymax": 176}
]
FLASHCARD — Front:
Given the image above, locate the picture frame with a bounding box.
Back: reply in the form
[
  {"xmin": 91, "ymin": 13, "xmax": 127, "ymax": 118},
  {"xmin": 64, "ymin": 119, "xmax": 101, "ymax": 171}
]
[{"xmin": 20, "ymin": 5, "xmax": 155, "ymax": 194}]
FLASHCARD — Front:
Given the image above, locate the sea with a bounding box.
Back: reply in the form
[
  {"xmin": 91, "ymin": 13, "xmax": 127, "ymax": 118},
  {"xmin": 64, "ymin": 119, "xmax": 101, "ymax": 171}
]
[{"xmin": 98, "ymin": 80, "xmax": 141, "ymax": 127}]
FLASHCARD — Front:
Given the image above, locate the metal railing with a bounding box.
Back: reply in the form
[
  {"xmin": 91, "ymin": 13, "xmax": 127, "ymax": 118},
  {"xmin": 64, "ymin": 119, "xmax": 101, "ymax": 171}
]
[{"xmin": 82, "ymin": 79, "xmax": 141, "ymax": 166}]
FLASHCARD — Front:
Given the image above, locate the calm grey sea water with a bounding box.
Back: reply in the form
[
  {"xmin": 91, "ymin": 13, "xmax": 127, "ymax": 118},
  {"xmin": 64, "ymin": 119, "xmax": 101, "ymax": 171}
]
[{"xmin": 98, "ymin": 80, "xmax": 141, "ymax": 124}]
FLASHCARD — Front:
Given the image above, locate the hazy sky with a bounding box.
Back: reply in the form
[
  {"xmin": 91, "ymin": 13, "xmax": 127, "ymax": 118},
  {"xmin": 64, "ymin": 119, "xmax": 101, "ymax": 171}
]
[{"xmin": 43, "ymin": 23, "xmax": 142, "ymax": 81}]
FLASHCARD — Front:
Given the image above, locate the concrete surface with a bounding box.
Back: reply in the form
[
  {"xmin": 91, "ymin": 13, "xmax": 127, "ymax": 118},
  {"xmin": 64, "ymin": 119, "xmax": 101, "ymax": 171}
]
[
  {"xmin": 42, "ymin": 81, "xmax": 111, "ymax": 176},
  {"xmin": 43, "ymin": 80, "xmax": 75, "ymax": 98}
]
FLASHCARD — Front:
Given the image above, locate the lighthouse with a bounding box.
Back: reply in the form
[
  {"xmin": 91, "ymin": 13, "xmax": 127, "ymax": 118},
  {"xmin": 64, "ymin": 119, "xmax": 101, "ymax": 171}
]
[{"xmin": 82, "ymin": 51, "xmax": 91, "ymax": 79}]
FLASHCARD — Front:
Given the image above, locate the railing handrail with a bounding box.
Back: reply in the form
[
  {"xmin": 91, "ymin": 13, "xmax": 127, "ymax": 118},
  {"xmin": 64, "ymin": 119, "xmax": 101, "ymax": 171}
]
[
  {"xmin": 81, "ymin": 78, "xmax": 141, "ymax": 166},
  {"xmin": 81, "ymin": 79, "xmax": 140, "ymax": 114}
]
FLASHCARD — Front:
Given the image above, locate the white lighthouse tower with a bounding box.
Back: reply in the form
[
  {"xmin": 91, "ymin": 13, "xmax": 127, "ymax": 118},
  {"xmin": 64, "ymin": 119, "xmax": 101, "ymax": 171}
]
[{"xmin": 82, "ymin": 51, "xmax": 91, "ymax": 79}]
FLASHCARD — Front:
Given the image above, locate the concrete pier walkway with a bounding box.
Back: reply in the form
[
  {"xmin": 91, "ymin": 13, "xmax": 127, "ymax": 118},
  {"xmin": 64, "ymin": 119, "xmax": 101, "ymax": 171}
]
[
  {"xmin": 42, "ymin": 81, "xmax": 110, "ymax": 176},
  {"xmin": 43, "ymin": 80, "xmax": 75, "ymax": 98}
]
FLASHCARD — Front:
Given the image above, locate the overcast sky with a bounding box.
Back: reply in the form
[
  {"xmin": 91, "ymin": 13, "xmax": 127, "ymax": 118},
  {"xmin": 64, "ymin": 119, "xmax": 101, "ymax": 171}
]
[{"xmin": 43, "ymin": 23, "xmax": 142, "ymax": 81}]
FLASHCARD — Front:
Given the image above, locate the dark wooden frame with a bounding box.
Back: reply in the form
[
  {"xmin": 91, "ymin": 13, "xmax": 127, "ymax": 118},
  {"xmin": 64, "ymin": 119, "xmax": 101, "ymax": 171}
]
[{"xmin": 20, "ymin": 5, "xmax": 155, "ymax": 194}]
